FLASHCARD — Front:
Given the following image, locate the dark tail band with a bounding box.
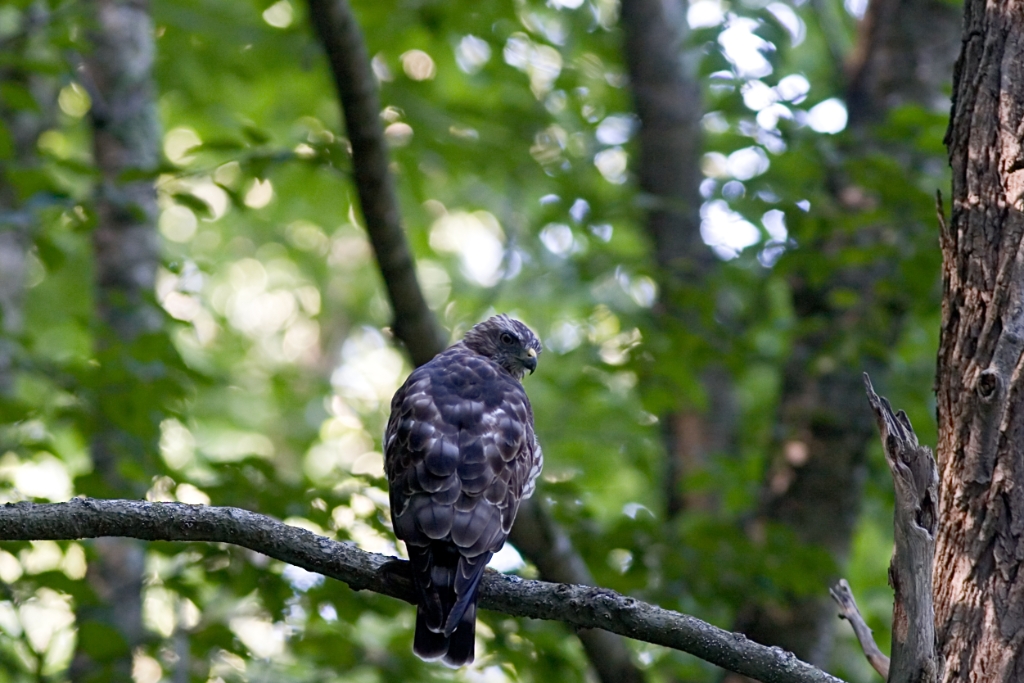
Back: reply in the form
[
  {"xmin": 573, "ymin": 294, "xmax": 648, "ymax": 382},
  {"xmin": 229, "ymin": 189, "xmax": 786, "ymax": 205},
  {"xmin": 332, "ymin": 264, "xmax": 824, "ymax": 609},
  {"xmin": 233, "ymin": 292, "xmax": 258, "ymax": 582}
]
[{"xmin": 414, "ymin": 605, "xmax": 476, "ymax": 667}]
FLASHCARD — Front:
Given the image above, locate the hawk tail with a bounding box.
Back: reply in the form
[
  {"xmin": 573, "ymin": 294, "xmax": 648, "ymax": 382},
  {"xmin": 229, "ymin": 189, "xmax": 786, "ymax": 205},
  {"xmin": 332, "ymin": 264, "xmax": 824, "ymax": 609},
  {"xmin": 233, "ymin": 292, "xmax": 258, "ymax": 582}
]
[
  {"xmin": 413, "ymin": 602, "xmax": 477, "ymax": 667},
  {"xmin": 409, "ymin": 544, "xmax": 490, "ymax": 666},
  {"xmin": 413, "ymin": 609, "xmax": 450, "ymax": 660}
]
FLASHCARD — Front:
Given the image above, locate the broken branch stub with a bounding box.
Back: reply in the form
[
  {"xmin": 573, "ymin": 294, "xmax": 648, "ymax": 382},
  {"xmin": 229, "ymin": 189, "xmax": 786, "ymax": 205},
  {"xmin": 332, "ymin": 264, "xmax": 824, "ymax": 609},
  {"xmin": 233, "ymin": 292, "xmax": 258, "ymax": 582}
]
[{"xmin": 862, "ymin": 373, "xmax": 939, "ymax": 683}]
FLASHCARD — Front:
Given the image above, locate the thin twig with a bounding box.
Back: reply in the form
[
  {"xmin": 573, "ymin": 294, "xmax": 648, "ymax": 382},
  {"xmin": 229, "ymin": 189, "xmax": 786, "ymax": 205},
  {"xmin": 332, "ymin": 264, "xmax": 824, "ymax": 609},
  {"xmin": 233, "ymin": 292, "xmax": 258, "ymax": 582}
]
[{"xmin": 829, "ymin": 579, "xmax": 889, "ymax": 679}]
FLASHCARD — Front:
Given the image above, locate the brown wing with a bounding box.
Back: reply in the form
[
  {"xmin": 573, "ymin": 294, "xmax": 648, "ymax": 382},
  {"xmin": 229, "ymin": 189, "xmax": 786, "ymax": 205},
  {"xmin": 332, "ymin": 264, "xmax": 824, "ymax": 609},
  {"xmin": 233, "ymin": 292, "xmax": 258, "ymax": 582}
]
[
  {"xmin": 384, "ymin": 343, "xmax": 541, "ymax": 660},
  {"xmin": 385, "ymin": 344, "xmax": 538, "ymax": 555}
]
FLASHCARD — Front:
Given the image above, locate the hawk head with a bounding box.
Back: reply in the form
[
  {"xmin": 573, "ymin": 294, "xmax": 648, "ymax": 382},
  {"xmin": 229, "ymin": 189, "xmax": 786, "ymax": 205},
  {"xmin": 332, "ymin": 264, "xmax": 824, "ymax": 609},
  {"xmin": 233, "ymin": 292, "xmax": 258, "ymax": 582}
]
[{"xmin": 462, "ymin": 315, "xmax": 541, "ymax": 380}]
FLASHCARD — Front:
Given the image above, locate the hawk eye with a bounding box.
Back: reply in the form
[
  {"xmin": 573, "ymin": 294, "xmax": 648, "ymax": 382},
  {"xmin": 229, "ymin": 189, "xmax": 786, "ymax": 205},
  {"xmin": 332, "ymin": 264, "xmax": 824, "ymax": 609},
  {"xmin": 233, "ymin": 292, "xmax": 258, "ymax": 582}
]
[{"xmin": 500, "ymin": 332, "xmax": 515, "ymax": 345}]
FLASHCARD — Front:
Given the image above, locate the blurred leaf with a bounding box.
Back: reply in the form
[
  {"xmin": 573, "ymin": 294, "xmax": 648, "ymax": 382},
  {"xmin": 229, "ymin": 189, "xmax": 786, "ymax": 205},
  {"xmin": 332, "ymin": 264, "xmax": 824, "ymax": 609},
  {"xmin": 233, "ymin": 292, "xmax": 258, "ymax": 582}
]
[
  {"xmin": 76, "ymin": 622, "xmax": 131, "ymax": 661},
  {"xmin": 172, "ymin": 192, "xmax": 213, "ymax": 218}
]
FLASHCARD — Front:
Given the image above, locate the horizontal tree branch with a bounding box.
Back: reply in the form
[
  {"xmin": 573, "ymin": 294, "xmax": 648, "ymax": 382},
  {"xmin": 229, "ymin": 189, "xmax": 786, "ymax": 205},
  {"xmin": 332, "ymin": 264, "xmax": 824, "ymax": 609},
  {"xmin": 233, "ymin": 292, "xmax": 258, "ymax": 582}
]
[
  {"xmin": 0, "ymin": 499, "xmax": 845, "ymax": 683},
  {"xmin": 510, "ymin": 498, "xmax": 643, "ymax": 683},
  {"xmin": 304, "ymin": 3, "xmax": 645, "ymax": 680}
]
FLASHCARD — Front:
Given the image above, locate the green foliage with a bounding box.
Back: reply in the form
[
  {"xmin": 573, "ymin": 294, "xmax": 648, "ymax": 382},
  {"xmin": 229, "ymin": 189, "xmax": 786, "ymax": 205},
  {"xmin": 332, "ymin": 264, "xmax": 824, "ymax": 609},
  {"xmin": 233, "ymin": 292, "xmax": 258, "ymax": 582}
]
[{"xmin": 0, "ymin": 0, "xmax": 950, "ymax": 681}]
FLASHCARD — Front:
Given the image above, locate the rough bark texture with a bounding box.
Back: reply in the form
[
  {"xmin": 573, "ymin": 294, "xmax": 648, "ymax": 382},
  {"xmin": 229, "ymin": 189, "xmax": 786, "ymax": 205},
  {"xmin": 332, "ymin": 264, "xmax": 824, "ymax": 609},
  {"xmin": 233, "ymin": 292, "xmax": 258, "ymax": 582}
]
[
  {"xmin": 305, "ymin": 4, "xmax": 643, "ymax": 681},
  {"xmin": 510, "ymin": 499, "xmax": 644, "ymax": 683},
  {"xmin": 0, "ymin": 498, "xmax": 846, "ymax": 683},
  {"xmin": 732, "ymin": 0, "xmax": 960, "ymax": 669},
  {"xmin": 75, "ymin": 1, "xmax": 163, "ymax": 678},
  {"xmin": 936, "ymin": 4, "xmax": 1024, "ymax": 681},
  {"xmin": 864, "ymin": 376, "xmax": 938, "ymax": 683}
]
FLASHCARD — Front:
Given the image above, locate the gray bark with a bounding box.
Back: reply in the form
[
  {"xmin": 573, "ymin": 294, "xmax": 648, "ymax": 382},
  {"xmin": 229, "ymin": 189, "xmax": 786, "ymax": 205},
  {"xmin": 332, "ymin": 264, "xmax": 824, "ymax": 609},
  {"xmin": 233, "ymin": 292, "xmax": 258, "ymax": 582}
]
[
  {"xmin": 828, "ymin": 580, "xmax": 889, "ymax": 679},
  {"xmin": 0, "ymin": 498, "xmax": 847, "ymax": 683},
  {"xmin": 74, "ymin": 0, "xmax": 163, "ymax": 677},
  {"xmin": 85, "ymin": 0, "xmax": 161, "ymax": 346},
  {"xmin": 863, "ymin": 376, "xmax": 938, "ymax": 683}
]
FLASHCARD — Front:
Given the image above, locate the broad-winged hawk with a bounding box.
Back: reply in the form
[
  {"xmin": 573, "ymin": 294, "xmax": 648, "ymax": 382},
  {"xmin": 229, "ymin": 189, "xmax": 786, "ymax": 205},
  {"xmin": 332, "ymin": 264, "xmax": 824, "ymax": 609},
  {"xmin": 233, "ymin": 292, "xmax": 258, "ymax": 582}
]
[{"xmin": 385, "ymin": 315, "xmax": 543, "ymax": 666}]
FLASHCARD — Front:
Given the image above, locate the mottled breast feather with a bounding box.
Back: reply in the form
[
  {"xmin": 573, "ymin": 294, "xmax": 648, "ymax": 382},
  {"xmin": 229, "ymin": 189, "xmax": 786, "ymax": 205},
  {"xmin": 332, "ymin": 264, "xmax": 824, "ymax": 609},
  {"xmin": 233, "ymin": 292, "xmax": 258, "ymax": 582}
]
[{"xmin": 384, "ymin": 328, "xmax": 542, "ymax": 667}]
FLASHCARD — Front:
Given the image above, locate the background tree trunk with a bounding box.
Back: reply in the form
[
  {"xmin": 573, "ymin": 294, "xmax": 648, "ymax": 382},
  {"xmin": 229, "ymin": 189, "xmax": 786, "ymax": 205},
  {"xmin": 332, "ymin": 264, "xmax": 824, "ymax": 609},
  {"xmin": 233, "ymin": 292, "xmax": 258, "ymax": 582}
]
[
  {"xmin": 0, "ymin": 229, "xmax": 25, "ymax": 397},
  {"xmin": 935, "ymin": 4, "xmax": 1024, "ymax": 680},
  {"xmin": 0, "ymin": 3, "xmax": 56, "ymax": 398},
  {"xmin": 619, "ymin": 0, "xmax": 732, "ymax": 520},
  {"xmin": 730, "ymin": 0, "xmax": 961, "ymax": 670},
  {"xmin": 72, "ymin": 0, "xmax": 162, "ymax": 678},
  {"xmin": 618, "ymin": 0, "xmax": 949, "ymax": 669}
]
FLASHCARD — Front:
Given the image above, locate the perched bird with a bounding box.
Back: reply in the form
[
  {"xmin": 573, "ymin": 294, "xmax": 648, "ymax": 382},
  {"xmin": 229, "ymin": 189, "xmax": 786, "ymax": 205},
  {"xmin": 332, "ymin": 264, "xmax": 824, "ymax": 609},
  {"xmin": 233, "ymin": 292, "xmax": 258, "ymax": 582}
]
[{"xmin": 384, "ymin": 315, "xmax": 543, "ymax": 666}]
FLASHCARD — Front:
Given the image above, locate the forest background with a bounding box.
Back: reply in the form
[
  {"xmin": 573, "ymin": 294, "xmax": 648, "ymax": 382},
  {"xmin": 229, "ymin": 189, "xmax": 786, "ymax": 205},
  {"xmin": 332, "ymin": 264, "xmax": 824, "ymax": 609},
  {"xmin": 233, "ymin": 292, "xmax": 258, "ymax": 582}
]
[{"xmin": 0, "ymin": 0, "xmax": 961, "ymax": 681}]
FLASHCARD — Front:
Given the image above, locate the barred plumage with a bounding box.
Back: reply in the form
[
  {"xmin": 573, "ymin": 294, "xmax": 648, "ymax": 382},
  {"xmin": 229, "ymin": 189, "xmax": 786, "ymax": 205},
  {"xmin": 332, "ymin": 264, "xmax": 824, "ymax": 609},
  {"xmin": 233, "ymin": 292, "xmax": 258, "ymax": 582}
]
[{"xmin": 385, "ymin": 315, "xmax": 543, "ymax": 666}]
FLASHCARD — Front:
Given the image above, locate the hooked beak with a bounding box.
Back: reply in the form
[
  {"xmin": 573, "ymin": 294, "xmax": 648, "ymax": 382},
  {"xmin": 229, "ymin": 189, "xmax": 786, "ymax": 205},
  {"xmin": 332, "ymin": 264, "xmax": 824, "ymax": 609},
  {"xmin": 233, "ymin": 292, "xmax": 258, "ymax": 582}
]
[{"xmin": 524, "ymin": 347, "xmax": 538, "ymax": 375}]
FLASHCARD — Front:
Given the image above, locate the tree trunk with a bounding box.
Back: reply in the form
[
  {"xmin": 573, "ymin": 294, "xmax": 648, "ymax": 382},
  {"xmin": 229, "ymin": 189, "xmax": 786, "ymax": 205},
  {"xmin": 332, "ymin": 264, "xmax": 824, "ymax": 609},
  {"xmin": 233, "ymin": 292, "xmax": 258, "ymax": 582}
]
[
  {"xmin": 729, "ymin": 0, "xmax": 961, "ymax": 670},
  {"xmin": 72, "ymin": 0, "xmax": 162, "ymax": 678},
  {"xmin": 935, "ymin": 4, "xmax": 1024, "ymax": 680},
  {"xmin": 0, "ymin": 229, "xmax": 25, "ymax": 397},
  {"xmin": 846, "ymin": 0, "xmax": 962, "ymax": 127},
  {"xmin": 619, "ymin": 0, "xmax": 732, "ymax": 520},
  {"xmin": 733, "ymin": 368, "xmax": 877, "ymax": 667},
  {"xmin": 0, "ymin": 3, "xmax": 57, "ymax": 397},
  {"xmin": 619, "ymin": 0, "xmax": 707, "ymax": 281}
]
